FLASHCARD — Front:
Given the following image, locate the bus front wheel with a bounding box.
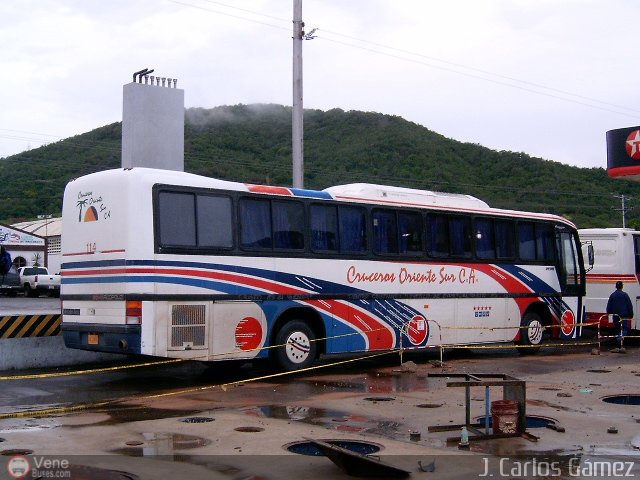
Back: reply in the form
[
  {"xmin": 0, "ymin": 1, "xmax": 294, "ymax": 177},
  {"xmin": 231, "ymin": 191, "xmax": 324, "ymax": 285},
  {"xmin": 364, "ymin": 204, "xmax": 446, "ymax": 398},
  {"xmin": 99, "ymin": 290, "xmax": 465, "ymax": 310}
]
[
  {"xmin": 517, "ymin": 312, "xmax": 544, "ymax": 354},
  {"xmin": 274, "ymin": 321, "xmax": 317, "ymax": 371}
]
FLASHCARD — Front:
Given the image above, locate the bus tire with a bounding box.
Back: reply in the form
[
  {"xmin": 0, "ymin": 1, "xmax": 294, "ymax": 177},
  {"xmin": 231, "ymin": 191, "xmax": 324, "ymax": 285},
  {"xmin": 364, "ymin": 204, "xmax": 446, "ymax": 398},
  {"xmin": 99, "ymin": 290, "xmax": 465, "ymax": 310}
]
[
  {"xmin": 274, "ymin": 320, "xmax": 317, "ymax": 371},
  {"xmin": 517, "ymin": 312, "xmax": 544, "ymax": 354}
]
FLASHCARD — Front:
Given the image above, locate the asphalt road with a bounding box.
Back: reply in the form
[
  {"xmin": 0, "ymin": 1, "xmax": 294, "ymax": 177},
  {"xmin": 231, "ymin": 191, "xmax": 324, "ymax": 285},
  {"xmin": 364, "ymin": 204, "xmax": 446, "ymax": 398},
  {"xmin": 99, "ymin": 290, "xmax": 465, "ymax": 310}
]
[{"xmin": 1, "ymin": 347, "xmax": 639, "ymax": 480}]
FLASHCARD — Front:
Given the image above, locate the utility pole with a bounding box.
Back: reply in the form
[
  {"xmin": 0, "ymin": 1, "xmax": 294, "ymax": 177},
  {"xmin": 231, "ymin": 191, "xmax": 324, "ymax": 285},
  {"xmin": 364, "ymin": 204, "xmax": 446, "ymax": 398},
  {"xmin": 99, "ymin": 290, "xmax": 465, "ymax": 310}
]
[
  {"xmin": 292, "ymin": 0, "xmax": 304, "ymax": 189},
  {"xmin": 613, "ymin": 194, "xmax": 632, "ymax": 228}
]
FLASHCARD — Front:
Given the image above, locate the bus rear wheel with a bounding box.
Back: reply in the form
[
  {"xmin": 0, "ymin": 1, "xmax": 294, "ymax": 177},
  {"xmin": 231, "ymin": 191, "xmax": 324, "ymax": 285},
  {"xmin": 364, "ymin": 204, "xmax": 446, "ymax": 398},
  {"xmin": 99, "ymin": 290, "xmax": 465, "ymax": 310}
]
[
  {"xmin": 517, "ymin": 312, "xmax": 544, "ymax": 354},
  {"xmin": 274, "ymin": 321, "xmax": 317, "ymax": 371}
]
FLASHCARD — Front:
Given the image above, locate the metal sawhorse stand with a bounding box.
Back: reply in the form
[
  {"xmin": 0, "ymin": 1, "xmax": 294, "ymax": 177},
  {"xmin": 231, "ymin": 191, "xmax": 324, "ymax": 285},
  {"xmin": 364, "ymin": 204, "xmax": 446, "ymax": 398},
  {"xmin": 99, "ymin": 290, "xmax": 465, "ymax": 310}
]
[{"xmin": 427, "ymin": 373, "xmax": 535, "ymax": 443}]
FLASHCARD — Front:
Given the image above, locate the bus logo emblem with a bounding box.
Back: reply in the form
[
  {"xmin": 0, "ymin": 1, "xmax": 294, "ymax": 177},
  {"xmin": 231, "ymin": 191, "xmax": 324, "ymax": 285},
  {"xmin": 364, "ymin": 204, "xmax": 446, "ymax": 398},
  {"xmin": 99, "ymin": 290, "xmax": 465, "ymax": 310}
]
[
  {"xmin": 560, "ymin": 310, "xmax": 575, "ymax": 336},
  {"xmin": 625, "ymin": 130, "xmax": 640, "ymax": 160},
  {"xmin": 235, "ymin": 316, "xmax": 264, "ymax": 351},
  {"xmin": 406, "ymin": 315, "xmax": 429, "ymax": 346}
]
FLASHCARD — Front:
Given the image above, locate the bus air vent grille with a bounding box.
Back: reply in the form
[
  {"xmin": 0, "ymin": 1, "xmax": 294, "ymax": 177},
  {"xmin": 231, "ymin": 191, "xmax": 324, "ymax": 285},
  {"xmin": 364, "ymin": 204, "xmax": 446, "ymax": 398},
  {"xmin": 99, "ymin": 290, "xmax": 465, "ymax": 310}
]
[{"xmin": 170, "ymin": 304, "xmax": 207, "ymax": 349}]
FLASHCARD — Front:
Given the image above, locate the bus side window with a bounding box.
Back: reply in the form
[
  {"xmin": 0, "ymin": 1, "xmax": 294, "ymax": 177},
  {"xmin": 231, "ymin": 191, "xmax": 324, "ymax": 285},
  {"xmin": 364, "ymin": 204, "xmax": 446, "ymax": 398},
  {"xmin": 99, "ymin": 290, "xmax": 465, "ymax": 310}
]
[
  {"xmin": 272, "ymin": 200, "xmax": 305, "ymax": 250},
  {"xmin": 536, "ymin": 223, "xmax": 555, "ymax": 261},
  {"xmin": 239, "ymin": 198, "xmax": 272, "ymax": 249},
  {"xmin": 399, "ymin": 211, "xmax": 423, "ymax": 255},
  {"xmin": 310, "ymin": 204, "xmax": 338, "ymax": 252},
  {"xmin": 373, "ymin": 209, "xmax": 398, "ymax": 254},
  {"xmin": 450, "ymin": 215, "xmax": 472, "ymax": 257},
  {"xmin": 197, "ymin": 195, "xmax": 233, "ymax": 248},
  {"xmin": 427, "ymin": 213, "xmax": 449, "ymax": 257},
  {"xmin": 339, "ymin": 206, "xmax": 367, "ymax": 253},
  {"xmin": 518, "ymin": 222, "xmax": 536, "ymax": 260},
  {"xmin": 495, "ymin": 220, "xmax": 515, "ymax": 258},
  {"xmin": 158, "ymin": 191, "xmax": 196, "ymax": 247},
  {"xmin": 634, "ymin": 235, "xmax": 640, "ymax": 275},
  {"xmin": 475, "ymin": 218, "xmax": 495, "ymax": 259}
]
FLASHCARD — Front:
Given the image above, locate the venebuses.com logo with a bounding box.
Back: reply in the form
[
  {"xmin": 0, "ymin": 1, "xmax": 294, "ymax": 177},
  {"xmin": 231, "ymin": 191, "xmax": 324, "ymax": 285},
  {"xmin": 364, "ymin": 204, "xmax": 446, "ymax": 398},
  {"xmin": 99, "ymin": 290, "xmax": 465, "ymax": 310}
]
[
  {"xmin": 6, "ymin": 455, "xmax": 71, "ymax": 479},
  {"xmin": 6, "ymin": 456, "xmax": 30, "ymax": 479}
]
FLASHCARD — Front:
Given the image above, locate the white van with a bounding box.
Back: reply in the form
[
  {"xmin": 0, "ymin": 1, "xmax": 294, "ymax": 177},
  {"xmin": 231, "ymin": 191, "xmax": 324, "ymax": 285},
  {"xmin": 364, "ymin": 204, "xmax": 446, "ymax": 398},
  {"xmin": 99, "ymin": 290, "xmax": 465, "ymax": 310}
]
[{"xmin": 579, "ymin": 228, "xmax": 639, "ymax": 330}]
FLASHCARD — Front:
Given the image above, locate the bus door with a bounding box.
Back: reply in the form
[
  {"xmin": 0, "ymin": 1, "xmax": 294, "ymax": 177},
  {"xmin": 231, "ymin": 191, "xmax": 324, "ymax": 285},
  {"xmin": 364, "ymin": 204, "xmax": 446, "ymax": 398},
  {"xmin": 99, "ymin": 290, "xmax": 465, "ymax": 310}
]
[{"xmin": 556, "ymin": 227, "xmax": 585, "ymax": 335}]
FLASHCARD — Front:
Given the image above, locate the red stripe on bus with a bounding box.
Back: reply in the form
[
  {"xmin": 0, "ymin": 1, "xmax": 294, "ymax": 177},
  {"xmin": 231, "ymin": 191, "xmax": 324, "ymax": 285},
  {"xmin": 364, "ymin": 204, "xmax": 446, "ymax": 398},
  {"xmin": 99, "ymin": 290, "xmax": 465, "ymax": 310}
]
[
  {"xmin": 247, "ymin": 185, "xmax": 293, "ymax": 196},
  {"xmin": 63, "ymin": 266, "xmax": 396, "ymax": 349}
]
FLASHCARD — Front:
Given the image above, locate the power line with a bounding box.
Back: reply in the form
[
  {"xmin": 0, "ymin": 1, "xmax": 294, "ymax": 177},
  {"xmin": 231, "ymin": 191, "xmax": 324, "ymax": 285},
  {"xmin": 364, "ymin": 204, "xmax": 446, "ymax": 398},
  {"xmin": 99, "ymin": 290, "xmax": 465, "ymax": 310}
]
[{"xmin": 171, "ymin": 0, "xmax": 640, "ymax": 119}]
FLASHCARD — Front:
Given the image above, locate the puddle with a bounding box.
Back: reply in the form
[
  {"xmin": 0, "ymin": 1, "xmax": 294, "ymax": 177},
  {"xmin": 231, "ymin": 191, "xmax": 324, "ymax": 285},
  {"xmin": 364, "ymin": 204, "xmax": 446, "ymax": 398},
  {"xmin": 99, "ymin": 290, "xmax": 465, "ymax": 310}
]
[
  {"xmin": 66, "ymin": 406, "xmax": 206, "ymax": 428},
  {"xmin": 111, "ymin": 432, "xmax": 210, "ymax": 457},
  {"xmin": 527, "ymin": 399, "xmax": 583, "ymax": 412},
  {"xmin": 301, "ymin": 372, "xmax": 428, "ymax": 394},
  {"xmin": 0, "ymin": 417, "xmax": 61, "ymax": 433},
  {"xmin": 239, "ymin": 405, "xmax": 405, "ymax": 439}
]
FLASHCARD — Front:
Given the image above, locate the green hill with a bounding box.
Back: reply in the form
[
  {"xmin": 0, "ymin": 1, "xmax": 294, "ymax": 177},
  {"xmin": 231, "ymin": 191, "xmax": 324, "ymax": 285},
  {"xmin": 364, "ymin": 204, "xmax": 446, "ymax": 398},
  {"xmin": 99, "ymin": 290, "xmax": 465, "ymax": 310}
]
[{"xmin": 1, "ymin": 103, "xmax": 638, "ymax": 228}]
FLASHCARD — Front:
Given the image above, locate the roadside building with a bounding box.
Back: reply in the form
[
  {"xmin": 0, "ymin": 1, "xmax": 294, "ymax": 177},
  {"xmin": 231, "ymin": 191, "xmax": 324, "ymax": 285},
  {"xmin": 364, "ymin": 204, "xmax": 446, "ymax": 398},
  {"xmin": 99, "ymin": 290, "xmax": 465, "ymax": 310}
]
[
  {"xmin": 0, "ymin": 223, "xmax": 48, "ymax": 271},
  {"xmin": 9, "ymin": 217, "xmax": 62, "ymax": 273}
]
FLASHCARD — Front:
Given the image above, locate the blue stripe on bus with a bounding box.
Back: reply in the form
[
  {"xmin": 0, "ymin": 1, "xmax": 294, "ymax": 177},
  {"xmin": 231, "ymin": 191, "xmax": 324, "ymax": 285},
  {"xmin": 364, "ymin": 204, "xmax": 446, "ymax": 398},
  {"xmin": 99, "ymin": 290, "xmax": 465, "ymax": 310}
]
[
  {"xmin": 62, "ymin": 258, "xmax": 127, "ymax": 269},
  {"xmin": 289, "ymin": 188, "xmax": 333, "ymax": 199}
]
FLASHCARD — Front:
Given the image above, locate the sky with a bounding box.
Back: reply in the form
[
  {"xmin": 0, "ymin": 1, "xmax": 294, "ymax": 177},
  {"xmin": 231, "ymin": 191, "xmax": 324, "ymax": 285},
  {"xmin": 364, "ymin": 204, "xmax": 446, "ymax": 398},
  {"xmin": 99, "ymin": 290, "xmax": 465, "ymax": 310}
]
[{"xmin": 1, "ymin": 0, "xmax": 639, "ymax": 170}]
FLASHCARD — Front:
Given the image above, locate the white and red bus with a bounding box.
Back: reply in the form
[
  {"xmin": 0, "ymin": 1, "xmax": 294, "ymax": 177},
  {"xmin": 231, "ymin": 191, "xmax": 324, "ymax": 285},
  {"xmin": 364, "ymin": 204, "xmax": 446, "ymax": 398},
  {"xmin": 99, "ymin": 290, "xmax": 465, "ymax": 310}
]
[
  {"xmin": 579, "ymin": 228, "xmax": 639, "ymax": 330},
  {"xmin": 60, "ymin": 168, "xmax": 587, "ymax": 371}
]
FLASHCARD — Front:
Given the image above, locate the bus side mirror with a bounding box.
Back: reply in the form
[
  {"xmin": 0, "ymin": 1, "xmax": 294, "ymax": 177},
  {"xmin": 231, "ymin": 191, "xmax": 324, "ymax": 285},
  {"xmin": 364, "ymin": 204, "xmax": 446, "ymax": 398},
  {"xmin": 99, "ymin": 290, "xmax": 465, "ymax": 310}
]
[{"xmin": 587, "ymin": 244, "xmax": 594, "ymax": 269}]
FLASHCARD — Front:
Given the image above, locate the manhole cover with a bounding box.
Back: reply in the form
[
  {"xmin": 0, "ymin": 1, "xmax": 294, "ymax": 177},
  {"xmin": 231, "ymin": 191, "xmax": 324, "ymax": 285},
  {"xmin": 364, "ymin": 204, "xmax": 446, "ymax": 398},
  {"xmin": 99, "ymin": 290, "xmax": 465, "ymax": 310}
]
[
  {"xmin": 235, "ymin": 426, "xmax": 265, "ymax": 433},
  {"xmin": 285, "ymin": 439, "xmax": 382, "ymax": 456},
  {"xmin": 125, "ymin": 441, "xmax": 144, "ymax": 446},
  {"xmin": 587, "ymin": 369, "xmax": 611, "ymax": 373},
  {"xmin": 602, "ymin": 395, "xmax": 640, "ymax": 405},
  {"xmin": 364, "ymin": 397, "xmax": 395, "ymax": 402},
  {"xmin": 180, "ymin": 417, "xmax": 215, "ymax": 423},
  {"xmin": 416, "ymin": 403, "xmax": 443, "ymax": 408}
]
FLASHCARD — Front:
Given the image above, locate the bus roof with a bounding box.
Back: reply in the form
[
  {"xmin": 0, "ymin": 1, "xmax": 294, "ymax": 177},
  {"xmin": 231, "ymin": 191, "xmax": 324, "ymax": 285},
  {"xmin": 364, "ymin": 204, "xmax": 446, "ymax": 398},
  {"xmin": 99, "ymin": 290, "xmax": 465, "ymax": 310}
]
[
  {"xmin": 324, "ymin": 183, "xmax": 490, "ymax": 209},
  {"xmin": 578, "ymin": 228, "xmax": 636, "ymax": 235},
  {"xmin": 69, "ymin": 168, "xmax": 575, "ymax": 227}
]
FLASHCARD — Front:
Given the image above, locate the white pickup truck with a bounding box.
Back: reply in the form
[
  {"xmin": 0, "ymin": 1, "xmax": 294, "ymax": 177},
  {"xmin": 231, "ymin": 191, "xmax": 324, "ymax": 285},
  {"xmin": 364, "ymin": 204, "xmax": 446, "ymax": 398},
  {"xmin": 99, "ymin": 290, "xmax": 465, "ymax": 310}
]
[{"xmin": 18, "ymin": 266, "xmax": 61, "ymax": 297}]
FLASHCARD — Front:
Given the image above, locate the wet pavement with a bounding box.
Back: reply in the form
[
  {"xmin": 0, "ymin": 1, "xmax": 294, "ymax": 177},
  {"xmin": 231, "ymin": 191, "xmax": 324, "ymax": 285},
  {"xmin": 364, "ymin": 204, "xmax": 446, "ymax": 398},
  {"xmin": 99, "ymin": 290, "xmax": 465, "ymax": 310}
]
[{"xmin": 1, "ymin": 343, "xmax": 640, "ymax": 479}]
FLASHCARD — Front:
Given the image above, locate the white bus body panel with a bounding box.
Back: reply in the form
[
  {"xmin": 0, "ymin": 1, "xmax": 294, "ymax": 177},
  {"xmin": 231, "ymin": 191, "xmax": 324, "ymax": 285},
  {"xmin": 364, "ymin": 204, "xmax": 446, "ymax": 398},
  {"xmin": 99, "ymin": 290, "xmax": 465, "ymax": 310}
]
[{"xmin": 579, "ymin": 228, "xmax": 639, "ymax": 330}]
